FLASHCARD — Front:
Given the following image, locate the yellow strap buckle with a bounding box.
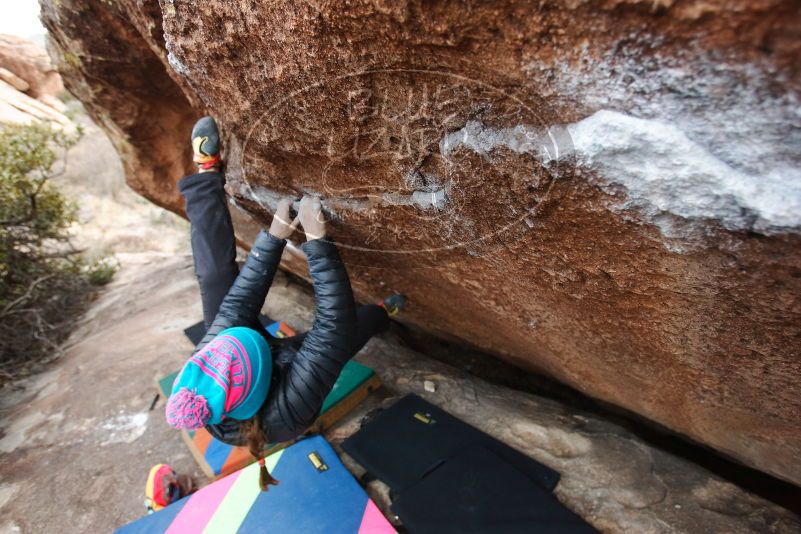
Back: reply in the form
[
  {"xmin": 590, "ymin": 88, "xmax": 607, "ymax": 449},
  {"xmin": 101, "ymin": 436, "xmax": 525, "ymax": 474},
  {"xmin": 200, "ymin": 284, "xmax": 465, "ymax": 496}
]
[{"xmin": 308, "ymin": 452, "xmax": 328, "ymax": 472}]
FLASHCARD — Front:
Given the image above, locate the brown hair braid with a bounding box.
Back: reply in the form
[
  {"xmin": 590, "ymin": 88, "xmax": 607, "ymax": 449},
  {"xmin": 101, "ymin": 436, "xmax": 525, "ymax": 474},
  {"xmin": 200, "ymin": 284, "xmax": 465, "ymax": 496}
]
[{"xmin": 239, "ymin": 415, "xmax": 279, "ymax": 490}]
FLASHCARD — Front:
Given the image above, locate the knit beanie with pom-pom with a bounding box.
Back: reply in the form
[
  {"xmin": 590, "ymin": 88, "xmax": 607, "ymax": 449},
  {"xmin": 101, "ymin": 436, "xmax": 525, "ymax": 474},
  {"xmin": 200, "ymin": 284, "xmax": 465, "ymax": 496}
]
[{"xmin": 166, "ymin": 326, "xmax": 272, "ymax": 430}]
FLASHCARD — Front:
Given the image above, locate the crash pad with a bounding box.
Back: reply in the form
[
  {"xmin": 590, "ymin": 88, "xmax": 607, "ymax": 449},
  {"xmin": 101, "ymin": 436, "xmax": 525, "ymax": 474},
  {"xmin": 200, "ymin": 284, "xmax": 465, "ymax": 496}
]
[
  {"xmin": 342, "ymin": 393, "xmax": 560, "ymax": 493},
  {"xmin": 115, "ymin": 435, "xmax": 396, "ymax": 534},
  {"xmin": 159, "ymin": 358, "xmax": 380, "ymax": 479},
  {"xmin": 391, "ymin": 444, "xmax": 595, "ymax": 534},
  {"xmin": 183, "ymin": 316, "xmax": 295, "ymax": 346}
]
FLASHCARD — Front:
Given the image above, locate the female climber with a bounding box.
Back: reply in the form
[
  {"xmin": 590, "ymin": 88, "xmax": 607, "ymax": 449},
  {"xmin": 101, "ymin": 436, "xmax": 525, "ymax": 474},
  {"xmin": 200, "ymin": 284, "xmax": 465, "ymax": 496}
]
[{"xmin": 165, "ymin": 116, "xmax": 405, "ymax": 490}]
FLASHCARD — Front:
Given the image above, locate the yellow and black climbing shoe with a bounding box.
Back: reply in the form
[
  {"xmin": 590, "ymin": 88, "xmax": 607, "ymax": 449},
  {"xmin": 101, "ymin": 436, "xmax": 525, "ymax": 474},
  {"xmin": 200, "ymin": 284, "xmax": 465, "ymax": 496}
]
[
  {"xmin": 191, "ymin": 116, "xmax": 221, "ymax": 170},
  {"xmin": 380, "ymin": 294, "xmax": 407, "ymax": 316}
]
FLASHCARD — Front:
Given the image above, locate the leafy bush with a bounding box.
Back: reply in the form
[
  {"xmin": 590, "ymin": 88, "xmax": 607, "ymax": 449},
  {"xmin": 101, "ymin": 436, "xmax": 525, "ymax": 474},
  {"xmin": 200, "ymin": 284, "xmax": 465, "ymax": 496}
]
[{"xmin": 0, "ymin": 122, "xmax": 117, "ymax": 383}]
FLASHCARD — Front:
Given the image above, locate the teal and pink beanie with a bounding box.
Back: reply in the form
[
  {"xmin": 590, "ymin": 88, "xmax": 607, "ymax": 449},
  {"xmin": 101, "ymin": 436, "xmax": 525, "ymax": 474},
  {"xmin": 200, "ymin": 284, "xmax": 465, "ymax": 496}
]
[{"xmin": 166, "ymin": 327, "xmax": 272, "ymax": 430}]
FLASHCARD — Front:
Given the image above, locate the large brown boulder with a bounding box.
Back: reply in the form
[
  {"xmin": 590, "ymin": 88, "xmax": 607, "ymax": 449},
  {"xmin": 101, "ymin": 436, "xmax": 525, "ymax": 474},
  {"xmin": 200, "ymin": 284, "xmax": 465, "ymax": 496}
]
[
  {"xmin": 0, "ymin": 34, "xmax": 63, "ymax": 100},
  {"xmin": 0, "ymin": 34, "xmax": 70, "ymax": 126},
  {"xmin": 41, "ymin": 0, "xmax": 801, "ymax": 485}
]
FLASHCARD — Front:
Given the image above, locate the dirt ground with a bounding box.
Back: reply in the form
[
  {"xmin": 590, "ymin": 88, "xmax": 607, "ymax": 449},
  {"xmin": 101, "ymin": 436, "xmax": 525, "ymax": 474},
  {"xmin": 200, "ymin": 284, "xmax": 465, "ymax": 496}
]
[
  {"xmin": 0, "ymin": 111, "xmax": 798, "ymax": 533},
  {"xmin": 1, "ymin": 251, "xmax": 799, "ymax": 533}
]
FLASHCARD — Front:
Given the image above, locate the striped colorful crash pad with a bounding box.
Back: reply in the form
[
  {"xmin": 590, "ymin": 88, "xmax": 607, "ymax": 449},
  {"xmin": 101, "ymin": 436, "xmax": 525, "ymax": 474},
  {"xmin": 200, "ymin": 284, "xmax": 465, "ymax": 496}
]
[
  {"xmin": 116, "ymin": 435, "xmax": 395, "ymax": 534},
  {"xmin": 158, "ymin": 359, "xmax": 380, "ymax": 479}
]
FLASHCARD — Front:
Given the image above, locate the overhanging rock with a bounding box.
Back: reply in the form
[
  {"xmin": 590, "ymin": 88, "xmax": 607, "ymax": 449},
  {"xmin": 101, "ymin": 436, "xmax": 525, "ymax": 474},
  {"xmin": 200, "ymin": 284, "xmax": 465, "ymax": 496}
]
[{"xmin": 41, "ymin": 0, "xmax": 801, "ymax": 485}]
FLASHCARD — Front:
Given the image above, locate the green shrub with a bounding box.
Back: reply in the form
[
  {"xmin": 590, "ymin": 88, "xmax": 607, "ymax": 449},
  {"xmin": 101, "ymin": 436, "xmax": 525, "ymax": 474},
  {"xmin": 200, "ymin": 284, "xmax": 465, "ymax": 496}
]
[
  {"xmin": 0, "ymin": 122, "xmax": 115, "ymax": 383},
  {"xmin": 85, "ymin": 256, "xmax": 120, "ymax": 286}
]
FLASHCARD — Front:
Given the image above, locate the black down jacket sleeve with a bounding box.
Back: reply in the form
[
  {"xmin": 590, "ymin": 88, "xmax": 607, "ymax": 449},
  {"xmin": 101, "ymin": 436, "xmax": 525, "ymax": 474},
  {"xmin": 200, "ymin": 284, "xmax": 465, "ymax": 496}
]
[
  {"xmin": 204, "ymin": 236, "xmax": 358, "ymax": 445},
  {"xmin": 259, "ymin": 238, "xmax": 357, "ymax": 441},
  {"xmin": 194, "ymin": 230, "xmax": 286, "ymax": 350}
]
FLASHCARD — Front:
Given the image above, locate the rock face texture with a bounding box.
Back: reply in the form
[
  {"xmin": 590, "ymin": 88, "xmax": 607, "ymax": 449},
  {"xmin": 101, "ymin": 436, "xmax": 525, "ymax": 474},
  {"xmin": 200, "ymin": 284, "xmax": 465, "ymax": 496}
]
[
  {"xmin": 0, "ymin": 34, "xmax": 63, "ymax": 100},
  {"xmin": 0, "ymin": 34, "xmax": 69, "ymax": 126},
  {"xmin": 41, "ymin": 0, "xmax": 801, "ymax": 485}
]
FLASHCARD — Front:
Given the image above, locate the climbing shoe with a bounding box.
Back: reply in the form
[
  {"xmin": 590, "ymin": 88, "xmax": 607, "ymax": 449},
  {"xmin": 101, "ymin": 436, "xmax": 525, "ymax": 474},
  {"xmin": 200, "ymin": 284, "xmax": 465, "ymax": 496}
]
[
  {"xmin": 380, "ymin": 294, "xmax": 407, "ymax": 316},
  {"xmin": 191, "ymin": 116, "xmax": 221, "ymax": 171}
]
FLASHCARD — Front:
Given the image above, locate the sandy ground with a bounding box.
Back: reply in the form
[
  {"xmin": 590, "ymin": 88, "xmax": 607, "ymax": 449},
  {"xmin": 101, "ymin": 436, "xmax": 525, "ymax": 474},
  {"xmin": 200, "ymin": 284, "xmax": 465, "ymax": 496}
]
[
  {"xmin": 1, "ymin": 252, "xmax": 798, "ymax": 533},
  {"xmin": 0, "ymin": 110, "xmax": 798, "ymax": 533}
]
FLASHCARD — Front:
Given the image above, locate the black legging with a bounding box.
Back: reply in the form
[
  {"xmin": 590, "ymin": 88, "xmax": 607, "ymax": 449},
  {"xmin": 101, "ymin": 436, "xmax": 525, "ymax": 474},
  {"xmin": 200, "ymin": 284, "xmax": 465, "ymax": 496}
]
[{"xmin": 178, "ymin": 170, "xmax": 389, "ymax": 352}]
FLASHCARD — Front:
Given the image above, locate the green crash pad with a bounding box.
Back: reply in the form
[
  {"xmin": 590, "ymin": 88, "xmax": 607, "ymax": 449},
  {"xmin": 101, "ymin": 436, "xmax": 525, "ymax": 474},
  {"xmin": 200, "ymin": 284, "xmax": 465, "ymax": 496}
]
[{"xmin": 158, "ymin": 360, "xmax": 380, "ymax": 478}]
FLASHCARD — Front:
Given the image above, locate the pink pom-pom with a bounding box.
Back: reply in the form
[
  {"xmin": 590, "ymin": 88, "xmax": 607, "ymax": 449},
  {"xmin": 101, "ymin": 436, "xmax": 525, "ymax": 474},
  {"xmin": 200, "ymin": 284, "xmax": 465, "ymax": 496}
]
[{"xmin": 166, "ymin": 387, "xmax": 211, "ymax": 430}]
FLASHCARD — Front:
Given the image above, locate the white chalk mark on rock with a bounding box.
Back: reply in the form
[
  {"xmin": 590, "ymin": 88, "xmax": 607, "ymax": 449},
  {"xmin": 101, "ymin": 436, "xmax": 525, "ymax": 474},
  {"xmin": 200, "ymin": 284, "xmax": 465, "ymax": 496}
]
[
  {"xmin": 567, "ymin": 110, "xmax": 801, "ymax": 234},
  {"xmin": 166, "ymin": 52, "xmax": 189, "ymax": 78},
  {"xmin": 441, "ymin": 112, "xmax": 801, "ymax": 236},
  {"xmin": 440, "ymin": 120, "xmax": 570, "ymax": 164},
  {"xmin": 238, "ymin": 183, "xmax": 449, "ymax": 217},
  {"xmin": 99, "ymin": 412, "xmax": 148, "ymax": 446}
]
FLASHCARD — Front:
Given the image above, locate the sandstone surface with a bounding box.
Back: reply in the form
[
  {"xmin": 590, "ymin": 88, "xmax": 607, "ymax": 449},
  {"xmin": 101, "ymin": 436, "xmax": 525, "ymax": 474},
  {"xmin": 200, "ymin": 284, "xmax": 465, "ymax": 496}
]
[
  {"xmin": 0, "ymin": 34, "xmax": 63, "ymax": 100},
  {"xmin": 0, "ymin": 34, "xmax": 69, "ymax": 126},
  {"xmin": 41, "ymin": 0, "xmax": 801, "ymax": 485}
]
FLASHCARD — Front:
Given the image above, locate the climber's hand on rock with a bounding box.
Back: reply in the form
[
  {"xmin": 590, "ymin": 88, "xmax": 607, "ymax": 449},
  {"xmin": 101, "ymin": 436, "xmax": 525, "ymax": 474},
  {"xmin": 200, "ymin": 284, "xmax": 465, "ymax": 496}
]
[
  {"xmin": 297, "ymin": 194, "xmax": 327, "ymax": 241},
  {"xmin": 269, "ymin": 198, "xmax": 300, "ymax": 240}
]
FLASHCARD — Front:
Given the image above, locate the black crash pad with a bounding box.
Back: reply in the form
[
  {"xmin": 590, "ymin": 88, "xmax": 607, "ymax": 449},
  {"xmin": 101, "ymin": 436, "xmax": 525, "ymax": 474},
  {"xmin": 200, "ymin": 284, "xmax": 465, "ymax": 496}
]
[
  {"xmin": 391, "ymin": 444, "xmax": 596, "ymax": 534},
  {"xmin": 342, "ymin": 394, "xmax": 560, "ymax": 493},
  {"xmin": 183, "ymin": 315, "xmax": 276, "ymax": 346}
]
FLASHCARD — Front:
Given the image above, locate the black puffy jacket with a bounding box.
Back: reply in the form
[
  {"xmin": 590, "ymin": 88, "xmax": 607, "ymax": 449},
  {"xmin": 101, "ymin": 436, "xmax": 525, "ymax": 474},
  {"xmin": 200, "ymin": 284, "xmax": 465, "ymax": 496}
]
[{"xmin": 199, "ymin": 230, "xmax": 357, "ymax": 444}]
